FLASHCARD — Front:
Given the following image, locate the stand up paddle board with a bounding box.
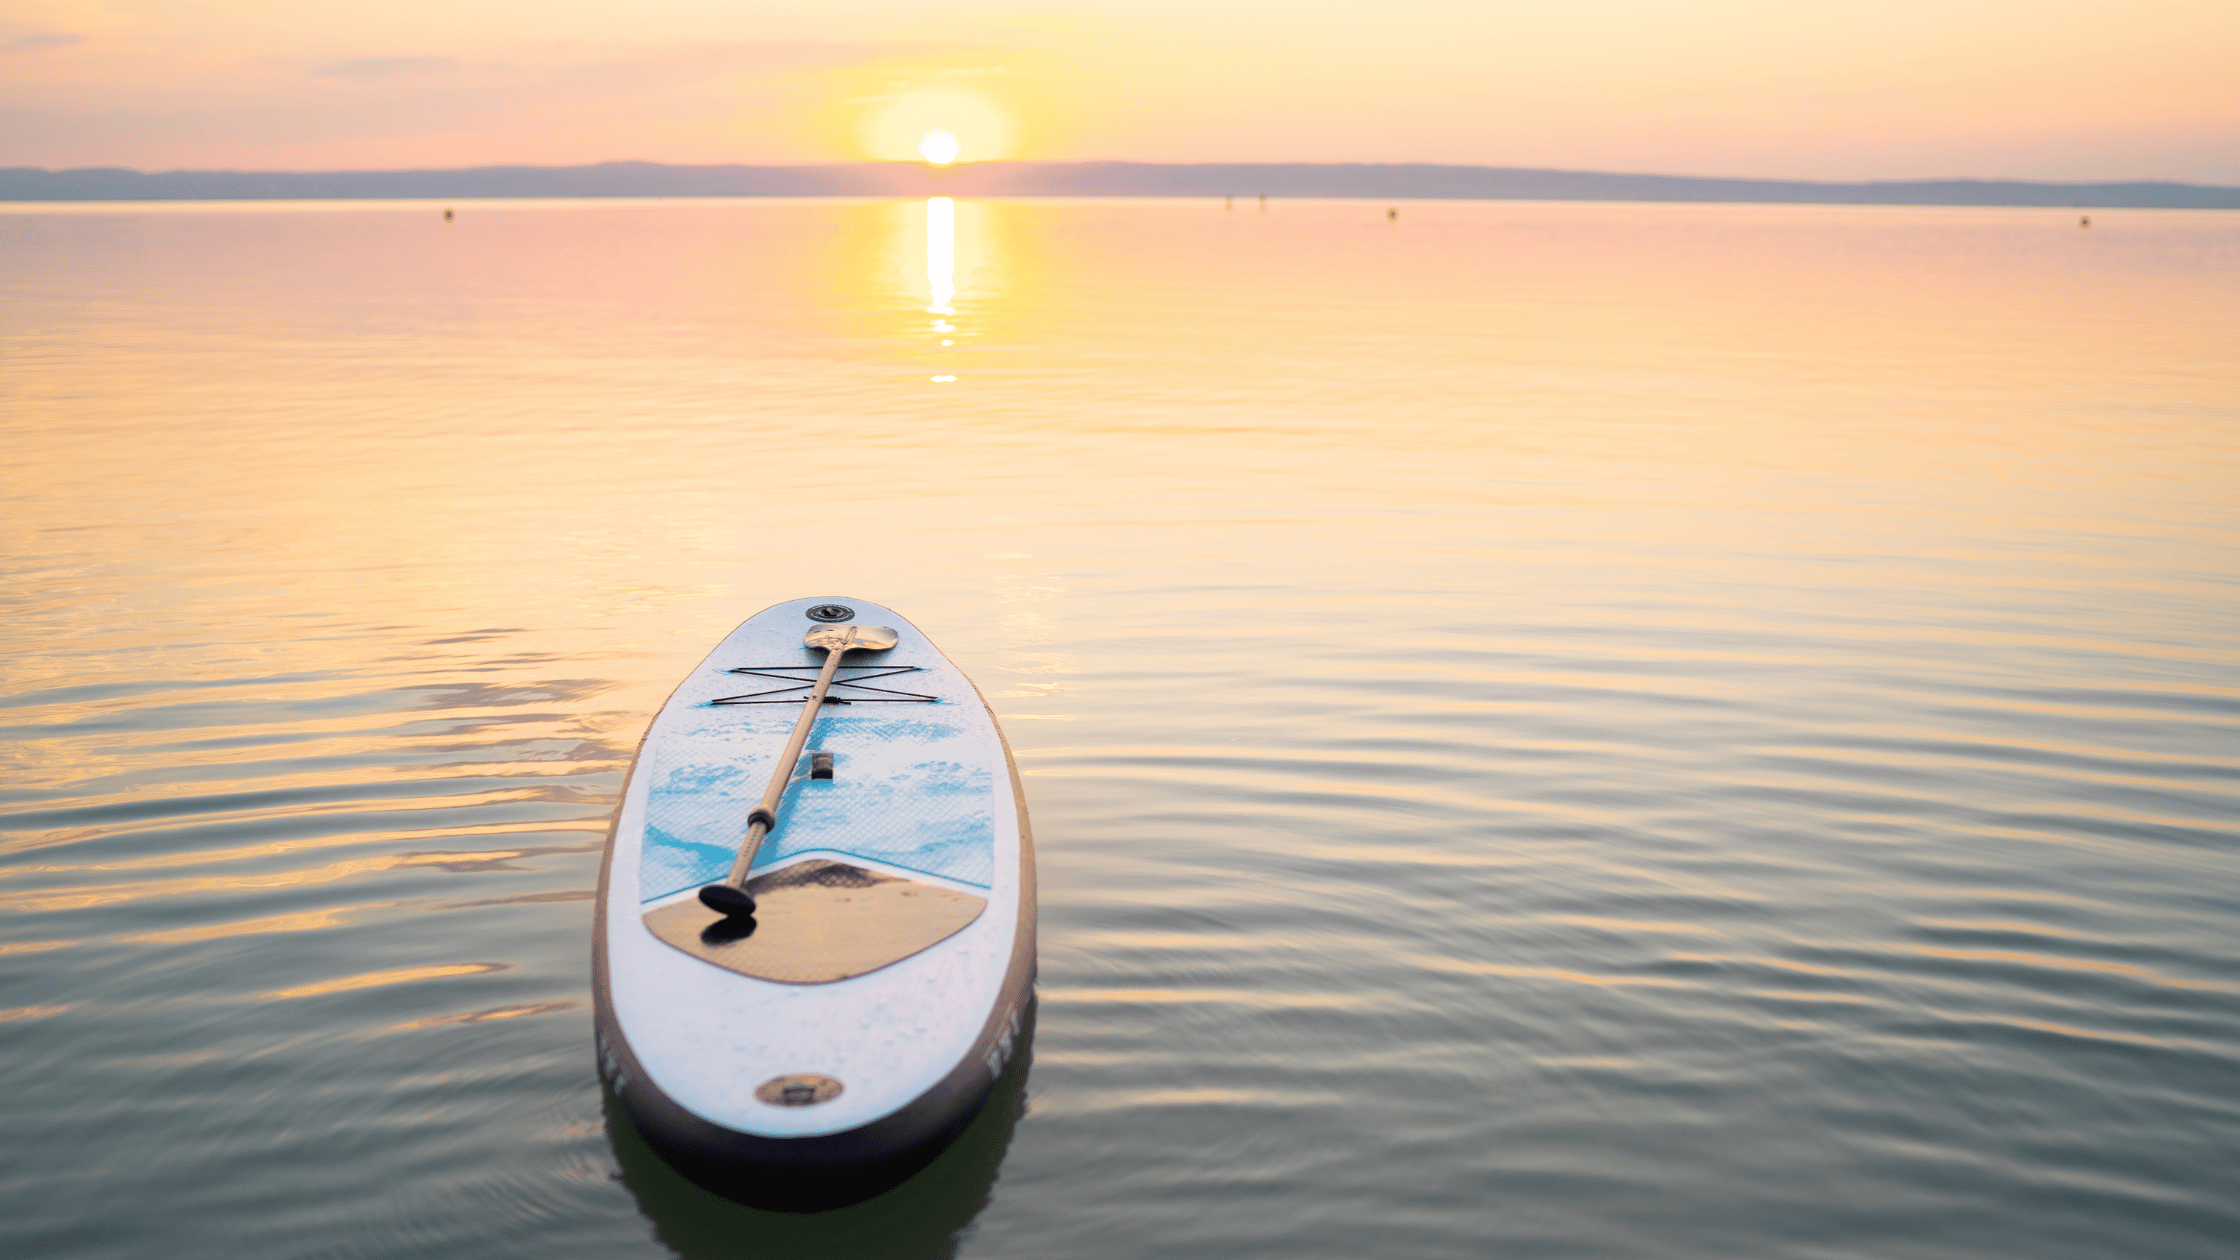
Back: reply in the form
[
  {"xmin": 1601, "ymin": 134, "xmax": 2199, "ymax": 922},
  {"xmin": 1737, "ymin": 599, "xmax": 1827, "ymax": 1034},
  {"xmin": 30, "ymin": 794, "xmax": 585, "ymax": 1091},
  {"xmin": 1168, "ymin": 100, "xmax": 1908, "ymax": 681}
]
[{"xmin": 594, "ymin": 597, "xmax": 1035, "ymax": 1210}]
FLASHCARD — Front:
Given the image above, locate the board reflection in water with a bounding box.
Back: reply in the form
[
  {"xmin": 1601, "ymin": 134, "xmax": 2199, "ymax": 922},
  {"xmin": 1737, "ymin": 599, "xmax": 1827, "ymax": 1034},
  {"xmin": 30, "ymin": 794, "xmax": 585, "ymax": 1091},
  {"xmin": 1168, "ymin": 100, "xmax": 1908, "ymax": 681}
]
[{"xmin": 608, "ymin": 1005, "xmax": 1035, "ymax": 1257}]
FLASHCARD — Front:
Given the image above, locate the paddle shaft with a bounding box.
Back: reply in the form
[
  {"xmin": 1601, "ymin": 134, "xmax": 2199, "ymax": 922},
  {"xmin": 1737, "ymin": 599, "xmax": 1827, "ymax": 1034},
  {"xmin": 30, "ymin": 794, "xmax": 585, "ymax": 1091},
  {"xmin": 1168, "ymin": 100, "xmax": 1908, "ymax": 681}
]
[{"xmin": 719, "ymin": 638, "xmax": 854, "ymax": 889}]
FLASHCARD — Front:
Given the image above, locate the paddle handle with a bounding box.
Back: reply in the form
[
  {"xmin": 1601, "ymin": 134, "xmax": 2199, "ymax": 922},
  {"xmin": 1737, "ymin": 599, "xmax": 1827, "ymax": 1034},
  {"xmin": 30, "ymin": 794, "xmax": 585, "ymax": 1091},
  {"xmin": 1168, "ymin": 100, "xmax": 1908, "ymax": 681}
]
[{"xmin": 720, "ymin": 637, "xmax": 852, "ymax": 888}]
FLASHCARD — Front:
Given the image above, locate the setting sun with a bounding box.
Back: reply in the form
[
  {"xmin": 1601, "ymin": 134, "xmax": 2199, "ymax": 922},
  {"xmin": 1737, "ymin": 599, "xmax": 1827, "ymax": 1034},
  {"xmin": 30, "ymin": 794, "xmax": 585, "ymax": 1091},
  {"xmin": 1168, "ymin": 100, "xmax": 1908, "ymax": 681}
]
[
  {"xmin": 919, "ymin": 131, "xmax": 961, "ymax": 166},
  {"xmin": 863, "ymin": 89, "xmax": 1013, "ymax": 164}
]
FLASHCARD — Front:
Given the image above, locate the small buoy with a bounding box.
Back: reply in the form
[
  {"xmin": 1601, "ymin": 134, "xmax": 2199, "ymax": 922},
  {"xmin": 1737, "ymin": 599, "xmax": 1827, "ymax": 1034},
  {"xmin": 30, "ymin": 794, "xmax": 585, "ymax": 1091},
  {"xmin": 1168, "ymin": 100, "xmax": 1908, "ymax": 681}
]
[
  {"xmin": 1225, "ymin": 194, "xmax": 1232, "ymax": 209},
  {"xmin": 1259, "ymin": 194, "xmax": 1266, "ymax": 210},
  {"xmin": 2079, "ymin": 215, "xmax": 2090, "ymax": 228},
  {"xmin": 443, "ymin": 208, "xmax": 454, "ymax": 222},
  {"xmin": 1387, "ymin": 207, "xmax": 1397, "ymax": 222}
]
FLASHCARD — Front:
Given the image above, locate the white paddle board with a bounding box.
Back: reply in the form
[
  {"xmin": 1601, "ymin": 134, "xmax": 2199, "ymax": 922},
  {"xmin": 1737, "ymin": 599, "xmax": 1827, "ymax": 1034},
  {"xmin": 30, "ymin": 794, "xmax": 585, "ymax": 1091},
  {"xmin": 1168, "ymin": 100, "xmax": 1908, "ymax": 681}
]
[{"xmin": 594, "ymin": 597, "xmax": 1035, "ymax": 1209}]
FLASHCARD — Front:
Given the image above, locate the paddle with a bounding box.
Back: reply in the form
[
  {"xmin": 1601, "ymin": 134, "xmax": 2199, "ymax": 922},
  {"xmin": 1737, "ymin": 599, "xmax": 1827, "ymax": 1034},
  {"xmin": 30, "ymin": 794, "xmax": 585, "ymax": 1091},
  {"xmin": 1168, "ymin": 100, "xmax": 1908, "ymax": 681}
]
[{"xmin": 697, "ymin": 624, "xmax": 901, "ymax": 918}]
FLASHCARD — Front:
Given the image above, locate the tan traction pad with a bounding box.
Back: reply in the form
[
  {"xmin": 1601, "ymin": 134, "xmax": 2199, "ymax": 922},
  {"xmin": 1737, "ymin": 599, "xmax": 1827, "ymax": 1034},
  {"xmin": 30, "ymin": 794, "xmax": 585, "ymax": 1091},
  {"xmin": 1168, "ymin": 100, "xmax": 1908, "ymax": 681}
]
[{"xmin": 643, "ymin": 859, "xmax": 986, "ymax": 985}]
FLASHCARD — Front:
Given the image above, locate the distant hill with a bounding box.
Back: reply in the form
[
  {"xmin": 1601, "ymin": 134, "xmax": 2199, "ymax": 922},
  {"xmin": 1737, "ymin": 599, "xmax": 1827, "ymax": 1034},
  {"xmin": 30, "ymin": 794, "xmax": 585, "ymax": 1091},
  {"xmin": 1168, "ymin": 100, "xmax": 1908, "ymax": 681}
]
[{"xmin": 4, "ymin": 161, "xmax": 2235, "ymax": 209}]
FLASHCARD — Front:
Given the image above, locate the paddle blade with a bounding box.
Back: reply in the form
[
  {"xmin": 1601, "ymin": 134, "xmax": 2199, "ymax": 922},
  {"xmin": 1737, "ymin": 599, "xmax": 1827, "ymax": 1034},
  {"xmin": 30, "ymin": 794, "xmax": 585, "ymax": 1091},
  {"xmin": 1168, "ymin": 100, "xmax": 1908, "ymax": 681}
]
[
  {"xmin": 697, "ymin": 883, "xmax": 757, "ymax": 918},
  {"xmin": 804, "ymin": 625, "xmax": 899, "ymax": 653}
]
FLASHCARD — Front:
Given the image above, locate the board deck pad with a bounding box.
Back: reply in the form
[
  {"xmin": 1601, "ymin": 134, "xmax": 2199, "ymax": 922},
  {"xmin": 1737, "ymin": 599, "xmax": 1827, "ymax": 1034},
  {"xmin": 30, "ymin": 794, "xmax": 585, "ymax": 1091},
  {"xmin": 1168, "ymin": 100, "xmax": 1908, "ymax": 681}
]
[
  {"xmin": 643, "ymin": 859, "xmax": 987, "ymax": 985},
  {"xmin": 630, "ymin": 601, "xmax": 1004, "ymax": 985},
  {"xmin": 638, "ymin": 707, "xmax": 996, "ymax": 899}
]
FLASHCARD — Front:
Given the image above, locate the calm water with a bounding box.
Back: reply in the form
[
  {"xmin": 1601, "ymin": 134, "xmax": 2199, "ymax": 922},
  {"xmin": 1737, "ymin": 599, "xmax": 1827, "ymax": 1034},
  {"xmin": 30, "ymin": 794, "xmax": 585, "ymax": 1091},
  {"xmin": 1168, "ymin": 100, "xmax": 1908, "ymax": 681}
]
[{"xmin": 3, "ymin": 197, "xmax": 2237, "ymax": 1260}]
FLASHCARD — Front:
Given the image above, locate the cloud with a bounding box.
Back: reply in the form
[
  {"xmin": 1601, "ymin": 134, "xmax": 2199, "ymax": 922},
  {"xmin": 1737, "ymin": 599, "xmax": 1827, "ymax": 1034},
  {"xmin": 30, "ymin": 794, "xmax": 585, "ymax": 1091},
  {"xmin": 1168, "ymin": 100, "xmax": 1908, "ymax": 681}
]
[
  {"xmin": 1, "ymin": 32, "xmax": 83, "ymax": 54},
  {"xmin": 312, "ymin": 56, "xmax": 461, "ymax": 82}
]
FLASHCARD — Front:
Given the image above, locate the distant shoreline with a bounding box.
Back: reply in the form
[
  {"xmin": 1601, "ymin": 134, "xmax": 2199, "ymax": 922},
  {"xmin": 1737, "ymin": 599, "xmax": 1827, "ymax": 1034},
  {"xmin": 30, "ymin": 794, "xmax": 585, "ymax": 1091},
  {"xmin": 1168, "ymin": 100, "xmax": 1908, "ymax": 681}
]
[{"xmin": 4, "ymin": 161, "xmax": 2235, "ymax": 210}]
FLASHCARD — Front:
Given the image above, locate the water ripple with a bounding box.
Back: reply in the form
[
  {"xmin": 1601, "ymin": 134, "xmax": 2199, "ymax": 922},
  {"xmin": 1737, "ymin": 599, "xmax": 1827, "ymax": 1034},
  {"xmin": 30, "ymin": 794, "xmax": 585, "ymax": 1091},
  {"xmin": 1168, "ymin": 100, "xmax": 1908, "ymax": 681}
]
[{"xmin": 4, "ymin": 197, "xmax": 2237, "ymax": 1260}]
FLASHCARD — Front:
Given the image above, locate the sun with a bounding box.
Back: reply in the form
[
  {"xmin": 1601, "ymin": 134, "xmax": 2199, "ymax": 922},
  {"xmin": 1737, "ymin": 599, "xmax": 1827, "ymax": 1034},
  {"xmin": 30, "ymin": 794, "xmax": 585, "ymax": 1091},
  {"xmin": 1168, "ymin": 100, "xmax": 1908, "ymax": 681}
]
[
  {"xmin": 862, "ymin": 89, "xmax": 1013, "ymax": 163},
  {"xmin": 919, "ymin": 130, "xmax": 961, "ymax": 166}
]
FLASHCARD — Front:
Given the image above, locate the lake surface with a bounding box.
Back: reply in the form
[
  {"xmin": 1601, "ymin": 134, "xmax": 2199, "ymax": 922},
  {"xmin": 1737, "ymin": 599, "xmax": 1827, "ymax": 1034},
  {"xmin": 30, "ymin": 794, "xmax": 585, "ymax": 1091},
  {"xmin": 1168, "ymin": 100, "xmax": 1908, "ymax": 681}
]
[{"xmin": 3, "ymin": 196, "xmax": 2237, "ymax": 1260}]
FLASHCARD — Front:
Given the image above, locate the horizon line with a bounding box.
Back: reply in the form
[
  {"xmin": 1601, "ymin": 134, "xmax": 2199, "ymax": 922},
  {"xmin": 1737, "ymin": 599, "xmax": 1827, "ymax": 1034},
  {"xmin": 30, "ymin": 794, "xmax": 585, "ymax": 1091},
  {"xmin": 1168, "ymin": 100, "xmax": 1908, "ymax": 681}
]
[
  {"xmin": 5, "ymin": 161, "xmax": 2235, "ymax": 211},
  {"xmin": 9, "ymin": 158, "xmax": 2238, "ymax": 191}
]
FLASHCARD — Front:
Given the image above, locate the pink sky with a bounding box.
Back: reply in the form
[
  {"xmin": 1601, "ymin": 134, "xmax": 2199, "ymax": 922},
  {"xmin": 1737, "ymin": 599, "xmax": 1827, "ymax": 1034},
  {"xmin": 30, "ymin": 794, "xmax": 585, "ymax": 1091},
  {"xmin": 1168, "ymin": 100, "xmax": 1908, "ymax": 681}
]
[{"xmin": 3, "ymin": 0, "xmax": 2235, "ymax": 181}]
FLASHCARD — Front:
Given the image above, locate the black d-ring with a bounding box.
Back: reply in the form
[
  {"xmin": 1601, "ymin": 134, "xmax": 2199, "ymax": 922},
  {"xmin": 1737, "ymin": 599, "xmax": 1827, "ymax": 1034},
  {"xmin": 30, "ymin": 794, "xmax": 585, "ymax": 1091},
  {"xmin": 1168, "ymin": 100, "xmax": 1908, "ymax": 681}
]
[{"xmin": 805, "ymin": 604, "xmax": 855, "ymax": 622}]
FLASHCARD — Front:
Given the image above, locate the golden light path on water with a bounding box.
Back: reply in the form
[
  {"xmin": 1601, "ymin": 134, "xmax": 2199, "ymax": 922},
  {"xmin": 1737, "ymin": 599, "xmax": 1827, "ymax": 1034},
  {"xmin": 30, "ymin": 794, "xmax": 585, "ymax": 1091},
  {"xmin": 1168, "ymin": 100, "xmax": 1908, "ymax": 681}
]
[
  {"xmin": 927, "ymin": 195, "xmax": 956, "ymax": 317},
  {"xmin": 0, "ymin": 196, "xmax": 2236, "ymax": 1260}
]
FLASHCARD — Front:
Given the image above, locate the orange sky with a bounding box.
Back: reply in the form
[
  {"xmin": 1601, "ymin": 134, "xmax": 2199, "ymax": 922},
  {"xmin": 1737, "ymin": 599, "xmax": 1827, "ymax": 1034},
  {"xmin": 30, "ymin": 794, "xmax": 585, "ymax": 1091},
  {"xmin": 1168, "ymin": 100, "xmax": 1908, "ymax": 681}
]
[{"xmin": 2, "ymin": 0, "xmax": 2235, "ymax": 181}]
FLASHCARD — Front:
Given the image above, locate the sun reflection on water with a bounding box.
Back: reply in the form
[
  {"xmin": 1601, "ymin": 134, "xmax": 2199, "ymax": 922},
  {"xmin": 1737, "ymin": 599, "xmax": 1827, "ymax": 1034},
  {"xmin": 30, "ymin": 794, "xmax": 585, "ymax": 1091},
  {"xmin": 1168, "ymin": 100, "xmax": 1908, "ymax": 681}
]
[{"xmin": 926, "ymin": 196, "xmax": 954, "ymax": 317}]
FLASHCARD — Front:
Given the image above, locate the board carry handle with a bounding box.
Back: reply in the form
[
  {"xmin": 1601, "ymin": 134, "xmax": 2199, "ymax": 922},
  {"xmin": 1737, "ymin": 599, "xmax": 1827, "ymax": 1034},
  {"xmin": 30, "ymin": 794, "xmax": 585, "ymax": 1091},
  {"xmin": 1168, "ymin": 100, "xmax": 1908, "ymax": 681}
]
[{"xmin": 697, "ymin": 624, "xmax": 900, "ymax": 918}]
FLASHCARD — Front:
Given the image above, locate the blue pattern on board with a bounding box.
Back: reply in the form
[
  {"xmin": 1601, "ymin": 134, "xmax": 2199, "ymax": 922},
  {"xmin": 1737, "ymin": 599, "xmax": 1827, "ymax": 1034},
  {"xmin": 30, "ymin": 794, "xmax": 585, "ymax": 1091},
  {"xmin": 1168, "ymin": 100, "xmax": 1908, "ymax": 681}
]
[{"xmin": 638, "ymin": 711, "xmax": 996, "ymax": 901}]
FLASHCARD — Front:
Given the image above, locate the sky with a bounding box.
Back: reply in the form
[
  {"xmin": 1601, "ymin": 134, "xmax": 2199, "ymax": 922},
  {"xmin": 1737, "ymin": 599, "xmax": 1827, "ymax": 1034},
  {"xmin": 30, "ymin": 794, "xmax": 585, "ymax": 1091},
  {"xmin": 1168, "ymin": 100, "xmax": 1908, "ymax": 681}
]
[{"xmin": 2, "ymin": 0, "xmax": 2236, "ymax": 182}]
